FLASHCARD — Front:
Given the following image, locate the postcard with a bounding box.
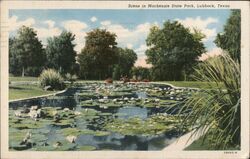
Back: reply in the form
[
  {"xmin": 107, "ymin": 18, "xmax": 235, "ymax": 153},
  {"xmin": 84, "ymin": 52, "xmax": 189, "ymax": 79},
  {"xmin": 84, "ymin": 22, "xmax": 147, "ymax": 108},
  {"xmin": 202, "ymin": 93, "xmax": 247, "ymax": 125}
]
[{"xmin": 1, "ymin": 1, "xmax": 249, "ymax": 159}]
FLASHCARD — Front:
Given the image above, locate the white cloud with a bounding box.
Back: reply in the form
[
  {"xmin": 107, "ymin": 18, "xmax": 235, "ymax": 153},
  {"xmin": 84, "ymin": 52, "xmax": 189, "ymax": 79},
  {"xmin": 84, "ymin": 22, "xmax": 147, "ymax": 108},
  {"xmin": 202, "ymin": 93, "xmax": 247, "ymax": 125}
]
[
  {"xmin": 63, "ymin": 20, "xmax": 88, "ymax": 31},
  {"xmin": 126, "ymin": 43, "xmax": 133, "ymax": 49},
  {"xmin": 176, "ymin": 16, "xmax": 218, "ymax": 42},
  {"xmin": 62, "ymin": 20, "xmax": 88, "ymax": 52},
  {"xmin": 134, "ymin": 55, "xmax": 152, "ymax": 68},
  {"xmin": 199, "ymin": 47, "xmax": 223, "ymax": 61},
  {"xmin": 9, "ymin": 16, "xmax": 61, "ymax": 44},
  {"xmin": 44, "ymin": 20, "xmax": 55, "ymax": 28},
  {"xmin": 135, "ymin": 44, "xmax": 148, "ymax": 56},
  {"xmin": 9, "ymin": 15, "xmax": 35, "ymax": 31},
  {"xmin": 101, "ymin": 20, "xmax": 111, "ymax": 26},
  {"xmin": 101, "ymin": 21, "xmax": 153, "ymax": 49},
  {"xmin": 35, "ymin": 20, "xmax": 61, "ymax": 39},
  {"xmin": 90, "ymin": 16, "xmax": 97, "ymax": 22},
  {"xmin": 35, "ymin": 27, "xmax": 61, "ymax": 39}
]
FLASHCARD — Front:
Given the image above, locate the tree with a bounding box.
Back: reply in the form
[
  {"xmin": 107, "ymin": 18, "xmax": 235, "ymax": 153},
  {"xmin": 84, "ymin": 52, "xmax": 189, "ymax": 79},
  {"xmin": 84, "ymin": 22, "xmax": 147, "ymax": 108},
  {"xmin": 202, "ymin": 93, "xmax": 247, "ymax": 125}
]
[
  {"xmin": 130, "ymin": 66, "xmax": 151, "ymax": 80},
  {"xmin": 46, "ymin": 31, "xmax": 77, "ymax": 74},
  {"xmin": 9, "ymin": 37, "xmax": 21, "ymax": 76},
  {"xmin": 112, "ymin": 48, "xmax": 137, "ymax": 80},
  {"xmin": 78, "ymin": 29, "xmax": 118, "ymax": 79},
  {"xmin": 9, "ymin": 26, "xmax": 46, "ymax": 76},
  {"xmin": 145, "ymin": 21, "xmax": 205, "ymax": 81},
  {"xmin": 215, "ymin": 10, "xmax": 241, "ymax": 63}
]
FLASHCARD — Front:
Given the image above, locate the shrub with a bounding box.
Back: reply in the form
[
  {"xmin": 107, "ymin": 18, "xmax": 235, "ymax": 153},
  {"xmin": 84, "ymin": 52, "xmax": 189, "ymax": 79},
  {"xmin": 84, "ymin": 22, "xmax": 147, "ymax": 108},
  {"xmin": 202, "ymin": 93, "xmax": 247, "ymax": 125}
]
[
  {"xmin": 38, "ymin": 69, "xmax": 65, "ymax": 90},
  {"xmin": 105, "ymin": 78, "xmax": 113, "ymax": 84},
  {"xmin": 178, "ymin": 53, "xmax": 240, "ymax": 149},
  {"xmin": 65, "ymin": 73, "xmax": 78, "ymax": 83}
]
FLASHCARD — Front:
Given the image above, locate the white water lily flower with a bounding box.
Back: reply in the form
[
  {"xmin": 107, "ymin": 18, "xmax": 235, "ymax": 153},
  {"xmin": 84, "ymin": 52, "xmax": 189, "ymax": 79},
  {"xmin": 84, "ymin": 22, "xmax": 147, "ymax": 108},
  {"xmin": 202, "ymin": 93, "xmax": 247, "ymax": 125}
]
[
  {"xmin": 98, "ymin": 99, "xmax": 105, "ymax": 103},
  {"xmin": 118, "ymin": 101, "xmax": 124, "ymax": 105},
  {"xmin": 53, "ymin": 142, "xmax": 62, "ymax": 148},
  {"xmin": 29, "ymin": 110, "xmax": 39, "ymax": 119},
  {"xmin": 36, "ymin": 109, "xmax": 42, "ymax": 118},
  {"xmin": 154, "ymin": 99, "xmax": 160, "ymax": 102},
  {"xmin": 66, "ymin": 135, "xmax": 77, "ymax": 143},
  {"xmin": 74, "ymin": 111, "xmax": 81, "ymax": 115},
  {"xmin": 14, "ymin": 111, "xmax": 22, "ymax": 117},
  {"xmin": 52, "ymin": 110, "xmax": 57, "ymax": 116},
  {"xmin": 103, "ymin": 106, "xmax": 108, "ymax": 109},
  {"xmin": 170, "ymin": 97, "xmax": 174, "ymax": 100},
  {"xmin": 170, "ymin": 91, "xmax": 175, "ymax": 95},
  {"xmin": 30, "ymin": 105, "xmax": 39, "ymax": 111}
]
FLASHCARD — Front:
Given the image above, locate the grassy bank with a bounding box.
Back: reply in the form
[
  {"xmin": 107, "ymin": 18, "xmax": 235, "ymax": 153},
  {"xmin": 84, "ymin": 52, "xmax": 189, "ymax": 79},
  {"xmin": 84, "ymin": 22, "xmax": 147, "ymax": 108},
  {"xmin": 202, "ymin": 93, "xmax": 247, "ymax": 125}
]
[
  {"xmin": 9, "ymin": 76, "xmax": 38, "ymax": 82},
  {"xmin": 8, "ymin": 77, "xmax": 223, "ymax": 100},
  {"xmin": 162, "ymin": 81, "xmax": 224, "ymax": 89},
  {"xmin": 9, "ymin": 84, "xmax": 55, "ymax": 100}
]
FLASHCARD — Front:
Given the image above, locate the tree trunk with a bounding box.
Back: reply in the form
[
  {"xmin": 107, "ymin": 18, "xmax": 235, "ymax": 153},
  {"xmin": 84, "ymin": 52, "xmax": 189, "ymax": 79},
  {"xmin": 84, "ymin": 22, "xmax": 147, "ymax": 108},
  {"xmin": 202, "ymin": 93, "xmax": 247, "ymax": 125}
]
[{"xmin": 22, "ymin": 67, "xmax": 25, "ymax": 77}]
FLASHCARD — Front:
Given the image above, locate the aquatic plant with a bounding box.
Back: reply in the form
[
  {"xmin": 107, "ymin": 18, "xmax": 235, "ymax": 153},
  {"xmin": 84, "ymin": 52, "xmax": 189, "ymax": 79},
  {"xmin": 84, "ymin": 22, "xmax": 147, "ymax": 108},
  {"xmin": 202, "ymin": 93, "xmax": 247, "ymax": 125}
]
[{"xmin": 104, "ymin": 114, "xmax": 181, "ymax": 136}]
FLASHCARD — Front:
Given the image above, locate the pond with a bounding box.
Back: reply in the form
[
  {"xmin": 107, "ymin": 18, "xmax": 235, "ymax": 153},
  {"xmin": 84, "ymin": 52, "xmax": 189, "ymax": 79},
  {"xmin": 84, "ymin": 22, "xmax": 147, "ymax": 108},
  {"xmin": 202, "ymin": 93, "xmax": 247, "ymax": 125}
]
[{"xmin": 9, "ymin": 82, "xmax": 195, "ymax": 151}]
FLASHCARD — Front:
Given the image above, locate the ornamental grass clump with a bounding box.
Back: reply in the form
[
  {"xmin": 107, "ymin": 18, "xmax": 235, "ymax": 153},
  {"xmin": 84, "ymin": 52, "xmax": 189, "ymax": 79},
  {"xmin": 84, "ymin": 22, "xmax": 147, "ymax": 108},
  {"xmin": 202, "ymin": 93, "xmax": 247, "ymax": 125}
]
[
  {"xmin": 179, "ymin": 53, "xmax": 240, "ymax": 149},
  {"xmin": 65, "ymin": 73, "xmax": 78, "ymax": 84},
  {"xmin": 39, "ymin": 69, "xmax": 65, "ymax": 90}
]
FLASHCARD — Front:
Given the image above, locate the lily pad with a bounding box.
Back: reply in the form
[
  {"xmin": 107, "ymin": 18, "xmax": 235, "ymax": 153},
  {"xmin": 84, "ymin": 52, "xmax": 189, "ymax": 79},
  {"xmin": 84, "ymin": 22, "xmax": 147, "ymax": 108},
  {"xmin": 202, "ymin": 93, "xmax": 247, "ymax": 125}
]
[{"xmin": 77, "ymin": 145, "xmax": 96, "ymax": 151}]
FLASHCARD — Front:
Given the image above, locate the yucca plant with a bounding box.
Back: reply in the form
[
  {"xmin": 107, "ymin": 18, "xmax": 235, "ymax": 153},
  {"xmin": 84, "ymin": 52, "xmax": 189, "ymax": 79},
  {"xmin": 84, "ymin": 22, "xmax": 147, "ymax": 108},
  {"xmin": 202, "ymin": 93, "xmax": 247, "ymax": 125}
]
[
  {"xmin": 178, "ymin": 53, "xmax": 240, "ymax": 149},
  {"xmin": 39, "ymin": 69, "xmax": 65, "ymax": 90}
]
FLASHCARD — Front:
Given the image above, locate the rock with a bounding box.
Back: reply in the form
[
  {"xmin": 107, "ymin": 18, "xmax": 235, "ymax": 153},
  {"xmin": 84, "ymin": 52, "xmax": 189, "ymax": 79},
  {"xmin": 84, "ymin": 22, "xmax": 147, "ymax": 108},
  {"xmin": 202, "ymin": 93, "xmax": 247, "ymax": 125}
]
[
  {"xmin": 30, "ymin": 105, "xmax": 39, "ymax": 111},
  {"xmin": 66, "ymin": 135, "xmax": 77, "ymax": 143},
  {"xmin": 63, "ymin": 108, "xmax": 70, "ymax": 111},
  {"xmin": 44, "ymin": 85, "xmax": 52, "ymax": 91}
]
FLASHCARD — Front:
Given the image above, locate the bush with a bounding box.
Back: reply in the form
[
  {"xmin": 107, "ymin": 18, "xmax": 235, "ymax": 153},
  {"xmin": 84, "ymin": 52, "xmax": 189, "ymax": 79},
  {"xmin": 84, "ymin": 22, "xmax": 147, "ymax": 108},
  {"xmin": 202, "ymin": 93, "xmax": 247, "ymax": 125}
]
[
  {"xmin": 178, "ymin": 53, "xmax": 240, "ymax": 149},
  {"xmin": 38, "ymin": 69, "xmax": 65, "ymax": 90},
  {"xmin": 65, "ymin": 73, "xmax": 78, "ymax": 83}
]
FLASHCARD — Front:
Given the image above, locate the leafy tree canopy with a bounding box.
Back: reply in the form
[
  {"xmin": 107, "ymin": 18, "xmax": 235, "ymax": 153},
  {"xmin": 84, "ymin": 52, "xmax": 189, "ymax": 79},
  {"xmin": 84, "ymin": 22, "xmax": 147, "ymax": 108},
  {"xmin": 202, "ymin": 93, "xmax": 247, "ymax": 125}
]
[
  {"xmin": 9, "ymin": 26, "xmax": 45, "ymax": 76},
  {"xmin": 78, "ymin": 29, "xmax": 118, "ymax": 79},
  {"xmin": 146, "ymin": 21, "xmax": 205, "ymax": 81},
  {"xmin": 215, "ymin": 10, "xmax": 241, "ymax": 63},
  {"xmin": 112, "ymin": 47, "xmax": 137, "ymax": 80},
  {"xmin": 46, "ymin": 31, "xmax": 77, "ymax": 74}
]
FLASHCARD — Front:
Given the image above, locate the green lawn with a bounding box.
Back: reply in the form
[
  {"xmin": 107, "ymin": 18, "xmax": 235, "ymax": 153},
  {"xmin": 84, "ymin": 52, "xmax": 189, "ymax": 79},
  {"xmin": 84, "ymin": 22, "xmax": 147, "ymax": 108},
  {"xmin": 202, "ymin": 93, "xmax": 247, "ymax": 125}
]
[
  {"xmin": 8, "ymin": 77, "xmax": 222, "ymax": 100},
  {"xmin": 9, "ymin": 76, "xmax": 38, "ymax": 82},
  {"xmin": 160, "ymin": 81, "xmax": 224, "ymax": 89},
  {"xmin": 9, "ymin": 84, "xmax": 55, "ymax": 100}
]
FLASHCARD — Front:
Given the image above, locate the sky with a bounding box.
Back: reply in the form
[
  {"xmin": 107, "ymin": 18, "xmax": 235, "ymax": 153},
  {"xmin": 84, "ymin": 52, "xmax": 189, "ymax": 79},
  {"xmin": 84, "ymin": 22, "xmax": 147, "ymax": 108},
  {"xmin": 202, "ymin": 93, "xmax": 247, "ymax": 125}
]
[{"xmin": 9, "ymin": 9, "xmax": 231, "ymax": 67}]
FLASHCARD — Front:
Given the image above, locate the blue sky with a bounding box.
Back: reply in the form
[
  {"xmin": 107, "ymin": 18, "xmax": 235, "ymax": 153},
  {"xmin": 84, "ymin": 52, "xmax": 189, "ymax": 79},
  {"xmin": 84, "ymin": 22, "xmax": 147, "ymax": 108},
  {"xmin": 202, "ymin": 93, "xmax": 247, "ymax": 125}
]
[{"xmin": 9, "ymin": 9, "xmax": 231, "ymax": 66}]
